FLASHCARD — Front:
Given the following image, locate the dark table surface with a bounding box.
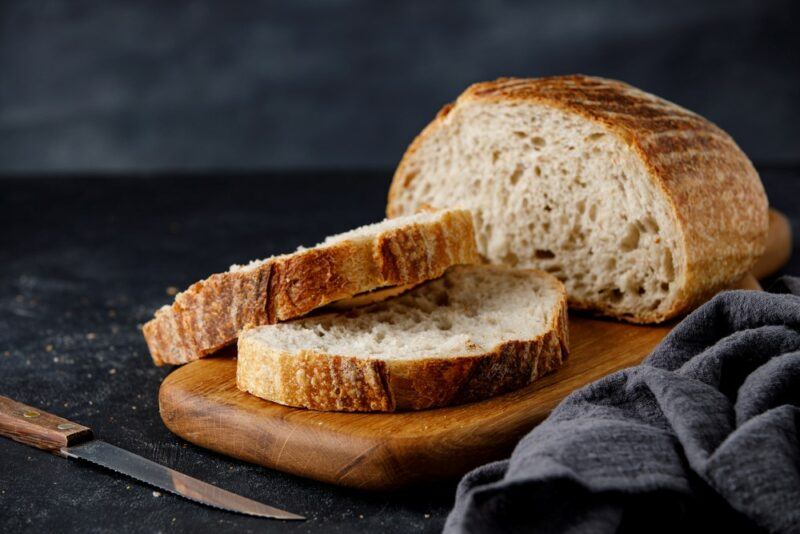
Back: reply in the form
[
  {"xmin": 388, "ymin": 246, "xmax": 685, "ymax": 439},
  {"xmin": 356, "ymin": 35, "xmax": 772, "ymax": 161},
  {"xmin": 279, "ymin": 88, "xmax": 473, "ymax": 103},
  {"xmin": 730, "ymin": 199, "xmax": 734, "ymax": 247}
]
[{"xmin": 1, "ymin": 168, "xmax": 798, "ymax": 533}]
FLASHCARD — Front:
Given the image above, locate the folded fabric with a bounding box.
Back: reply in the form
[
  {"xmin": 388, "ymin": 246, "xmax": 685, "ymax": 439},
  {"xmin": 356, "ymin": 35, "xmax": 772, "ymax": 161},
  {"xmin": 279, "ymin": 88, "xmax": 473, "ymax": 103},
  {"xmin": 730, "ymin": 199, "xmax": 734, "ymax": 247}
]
[{"xmin": 446, "ymin": 278, "xmax": 800, "ymax": 534}]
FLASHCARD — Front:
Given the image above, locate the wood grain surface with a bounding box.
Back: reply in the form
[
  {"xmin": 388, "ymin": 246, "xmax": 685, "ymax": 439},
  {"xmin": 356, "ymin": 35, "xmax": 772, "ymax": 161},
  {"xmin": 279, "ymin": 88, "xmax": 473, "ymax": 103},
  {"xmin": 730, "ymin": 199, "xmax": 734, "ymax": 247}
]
[
  {"xmin": 0, "ymin": 396, "xmax": 93, "ymax": 452},
  {"xmin": 752, "ymin": 210, "xmax": 793, "ymax": 280},
  {"xmin": 158, "ymin": 209, "xmax": 791, "ymax": 490}
]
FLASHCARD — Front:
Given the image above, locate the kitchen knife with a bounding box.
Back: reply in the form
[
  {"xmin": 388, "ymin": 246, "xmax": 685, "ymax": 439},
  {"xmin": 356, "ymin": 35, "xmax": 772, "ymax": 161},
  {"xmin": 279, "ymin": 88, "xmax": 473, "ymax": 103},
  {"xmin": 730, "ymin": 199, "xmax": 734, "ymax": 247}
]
[{"xmin": 0, "ymin": 395, "xmax": 303, "ymax": 520}]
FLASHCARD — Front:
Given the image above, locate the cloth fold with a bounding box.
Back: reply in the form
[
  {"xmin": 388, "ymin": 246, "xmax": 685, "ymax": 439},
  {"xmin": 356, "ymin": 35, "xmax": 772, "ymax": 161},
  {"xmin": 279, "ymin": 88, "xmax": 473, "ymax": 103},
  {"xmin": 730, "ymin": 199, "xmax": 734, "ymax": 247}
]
[{"xmin": 445, "ymin": 278, "xmax": 800, "ymax": 534}]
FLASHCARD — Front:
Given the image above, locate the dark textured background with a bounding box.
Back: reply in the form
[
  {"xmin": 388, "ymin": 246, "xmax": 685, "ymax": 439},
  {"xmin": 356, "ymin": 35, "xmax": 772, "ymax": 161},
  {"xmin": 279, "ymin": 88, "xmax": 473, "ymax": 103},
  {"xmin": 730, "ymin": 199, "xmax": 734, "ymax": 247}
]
[{"xmin": 1, "ymin": 0, "xmax": 799, "ymax": 173}]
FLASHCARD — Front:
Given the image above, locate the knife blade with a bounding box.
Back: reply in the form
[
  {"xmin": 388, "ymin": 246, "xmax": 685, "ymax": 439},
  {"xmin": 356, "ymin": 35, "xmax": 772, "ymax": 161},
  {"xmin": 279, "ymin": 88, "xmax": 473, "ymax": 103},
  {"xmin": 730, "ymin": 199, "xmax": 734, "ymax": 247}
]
[{"xmin": 0, "ymin": 395, "xmax": 303, "ymax": 520}]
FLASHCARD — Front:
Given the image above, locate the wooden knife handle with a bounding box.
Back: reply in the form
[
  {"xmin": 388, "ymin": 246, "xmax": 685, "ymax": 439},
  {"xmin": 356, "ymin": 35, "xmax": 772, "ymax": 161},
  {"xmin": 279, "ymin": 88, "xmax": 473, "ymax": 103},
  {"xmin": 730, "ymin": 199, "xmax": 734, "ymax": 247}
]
[{"xmin": 0, "ymin": 396, "xmax": 93, "ymax": 452}]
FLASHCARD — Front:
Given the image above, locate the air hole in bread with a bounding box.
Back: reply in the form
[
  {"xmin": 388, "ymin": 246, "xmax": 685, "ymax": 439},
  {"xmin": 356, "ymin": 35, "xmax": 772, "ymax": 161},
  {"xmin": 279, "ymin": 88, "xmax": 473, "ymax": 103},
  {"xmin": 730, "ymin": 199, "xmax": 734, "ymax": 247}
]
[
  {"xmin": 588, "ymin": 204, "xmax": 598, "ymax": 221},
  {"xmin": 509, "ymin": 164, "xmax": 523, "ymax": 185},
  {"xmin": 535, "ymin": 249, "xmax": 556, "ymax": 259},
  {"xmin": 566, "ymin": 227, "xmax": 585, "ymax": 249},
  {"xmin": 492, "ymin": 150, "xmax": 500, "ymax": 163},
  {"xmin": 403, "ymin": 171, "xmax": 418, "ymax": 187},
  {"xmin": 531, "ymin": 136, "xmax": 546, "ymax": 148},
  {"xmin": 610, "ymin": 288, "xmax": 623, "ymax": 302},
  {"xmin": 642, "ymin": 216, "xmax": 659, "ymax": 233},
  {"xmin": 663, "ymin": 249, "xmax": 675, "ymax": 281},
  {"xmin": 534, "ymin": 165, "xmax": 542, "ymax": 177},
  {"xmin": 586, "ymin": 133, "xmax": 605, "ymax": 142},
  {"xmin": 624, "ymin": 277, "xmax": 640, "ymax": 294},
  {"xmin": 503, "ymin": 251, "xmax": 520, "ymax": 267},
  {"xmin": 620, "ymin": 223, "xmax": 640, "ymax": 252},
  {"xmin": 435, "ymin": 319, "xmax": 453, "ymax": 331},
  {"xmin": 660, "ymin": 282, "xmax": 669, "ymax": 292}
]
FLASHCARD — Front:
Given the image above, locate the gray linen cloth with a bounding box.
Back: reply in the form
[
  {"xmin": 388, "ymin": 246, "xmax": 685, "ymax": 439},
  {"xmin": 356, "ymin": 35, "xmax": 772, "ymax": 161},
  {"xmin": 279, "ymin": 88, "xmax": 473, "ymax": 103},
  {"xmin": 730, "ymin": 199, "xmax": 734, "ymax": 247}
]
[{"xmin": 445, "ymin": 278, "xmax": 800, "ymax": 534}]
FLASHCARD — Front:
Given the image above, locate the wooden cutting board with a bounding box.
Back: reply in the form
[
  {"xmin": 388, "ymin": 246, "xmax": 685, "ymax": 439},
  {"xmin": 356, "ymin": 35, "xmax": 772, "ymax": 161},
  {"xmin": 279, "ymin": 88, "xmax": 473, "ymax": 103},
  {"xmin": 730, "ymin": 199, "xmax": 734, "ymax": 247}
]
[{"xmin": 158, "ymin": 210, "xmax": 791, "ymax": 490}]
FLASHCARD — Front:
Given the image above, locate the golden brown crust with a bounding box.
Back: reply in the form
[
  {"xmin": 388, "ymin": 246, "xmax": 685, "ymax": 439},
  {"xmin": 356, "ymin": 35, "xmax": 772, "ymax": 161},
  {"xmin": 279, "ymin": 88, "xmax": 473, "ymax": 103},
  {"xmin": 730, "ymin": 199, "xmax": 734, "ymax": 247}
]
[
  {"xmin": 236, "ymin": 270, "xmax": 569, "ymax": 412},
  {"xmin": 144, "ymin": 210, "xmax": 479, "ymax": 366},
  {"xmin": 388, "ymin": 75, "xmax": 769, "ymax": 323},
  {"xmin": 144, "ymin": 264, "xmax": 274, "ymax": 366}
]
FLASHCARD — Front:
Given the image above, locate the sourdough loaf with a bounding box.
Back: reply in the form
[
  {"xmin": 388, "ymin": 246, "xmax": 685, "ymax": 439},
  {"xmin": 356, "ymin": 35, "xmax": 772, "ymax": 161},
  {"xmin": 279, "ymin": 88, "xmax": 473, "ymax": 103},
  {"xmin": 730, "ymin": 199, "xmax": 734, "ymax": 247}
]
[
  {"xmin": 387, "ymin": 75, "xmax": 769, "ymax": 323},
  {"xmin": 237, "ymin": 265, "xmax": 569, "ymax": 412},
  {"xmin": 144, "ymin": 209, "xmax": 479, "ymax": 366}
]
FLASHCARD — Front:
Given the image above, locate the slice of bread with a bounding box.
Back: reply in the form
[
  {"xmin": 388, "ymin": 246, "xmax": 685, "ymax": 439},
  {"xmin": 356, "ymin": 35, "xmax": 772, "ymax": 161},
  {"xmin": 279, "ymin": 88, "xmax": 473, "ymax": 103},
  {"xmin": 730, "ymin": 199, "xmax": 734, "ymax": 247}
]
[
  {"xmin": 387, "ymin": 75, "xmax": 769, "ymax": 323},
  {"xmin": 237, "ymin": 265, "xmax": 568, "ymax": 412},
  {"xmin": 144, "ymin": 209, "xmax": 479, "ymax": 366}
]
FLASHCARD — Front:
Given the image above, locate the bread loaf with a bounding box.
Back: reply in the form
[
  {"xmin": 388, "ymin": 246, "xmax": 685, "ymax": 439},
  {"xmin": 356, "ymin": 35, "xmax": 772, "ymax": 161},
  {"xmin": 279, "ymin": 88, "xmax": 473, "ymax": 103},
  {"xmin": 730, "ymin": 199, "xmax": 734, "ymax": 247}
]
[{"xmin": 387, "ymin": 75, "xmax": 768, "ymax": 322}]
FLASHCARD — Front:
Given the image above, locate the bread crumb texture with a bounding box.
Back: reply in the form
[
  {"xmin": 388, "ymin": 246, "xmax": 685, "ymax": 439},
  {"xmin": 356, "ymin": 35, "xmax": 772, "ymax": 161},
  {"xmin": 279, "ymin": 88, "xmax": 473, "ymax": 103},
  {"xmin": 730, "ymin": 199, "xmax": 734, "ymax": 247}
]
[{"xmin": 388, "ymin": 75, "xmax": 768, "ymax": 322}]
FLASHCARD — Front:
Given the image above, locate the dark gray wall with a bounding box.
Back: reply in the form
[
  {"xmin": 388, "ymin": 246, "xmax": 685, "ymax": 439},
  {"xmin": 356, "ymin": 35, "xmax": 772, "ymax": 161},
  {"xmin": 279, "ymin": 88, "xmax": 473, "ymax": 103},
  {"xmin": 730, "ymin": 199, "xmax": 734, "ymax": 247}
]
[{"xmin": 1, "ymin": 0, "xmax": 798, "ymax": 172}]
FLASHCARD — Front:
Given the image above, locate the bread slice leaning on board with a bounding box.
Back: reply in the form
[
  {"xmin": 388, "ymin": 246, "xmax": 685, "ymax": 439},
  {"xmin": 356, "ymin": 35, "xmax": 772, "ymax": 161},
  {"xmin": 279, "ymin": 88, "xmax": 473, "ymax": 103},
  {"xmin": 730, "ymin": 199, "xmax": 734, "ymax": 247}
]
[
  {"xmin": 237, "ymin": 265, "xmax": 569, "ymax": 412},
  {"xmin": 387, "ymin": 75, "xmax": 769, "ymax": 323},
  {"xmin": 143, "ymin": 209, "xmax": 479, "ymax": 366}
]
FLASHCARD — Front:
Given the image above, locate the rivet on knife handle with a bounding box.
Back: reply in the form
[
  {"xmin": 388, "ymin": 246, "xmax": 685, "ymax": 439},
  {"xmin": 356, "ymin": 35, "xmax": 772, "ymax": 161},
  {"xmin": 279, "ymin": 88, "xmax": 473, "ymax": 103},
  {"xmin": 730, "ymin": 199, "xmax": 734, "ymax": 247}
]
[{"xmin": 0, "ymin": 395, "xmax": 93, "ymax": 452}]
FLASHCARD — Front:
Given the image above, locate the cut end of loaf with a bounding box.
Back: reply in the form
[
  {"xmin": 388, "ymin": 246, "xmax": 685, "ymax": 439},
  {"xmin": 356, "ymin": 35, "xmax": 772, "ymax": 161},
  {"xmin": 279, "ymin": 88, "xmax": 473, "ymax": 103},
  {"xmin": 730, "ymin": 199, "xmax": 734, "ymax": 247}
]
[
  {"xmin": 388, "ymin": 76, "xmax": 768, "ymax": 323},
  {"xmin": 237, "ymin": 265, "xmax": 569, "ymax": 411},
  {"xmin": 390, "ymin": 96, "xmax": 682, "ymax": 321}
]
